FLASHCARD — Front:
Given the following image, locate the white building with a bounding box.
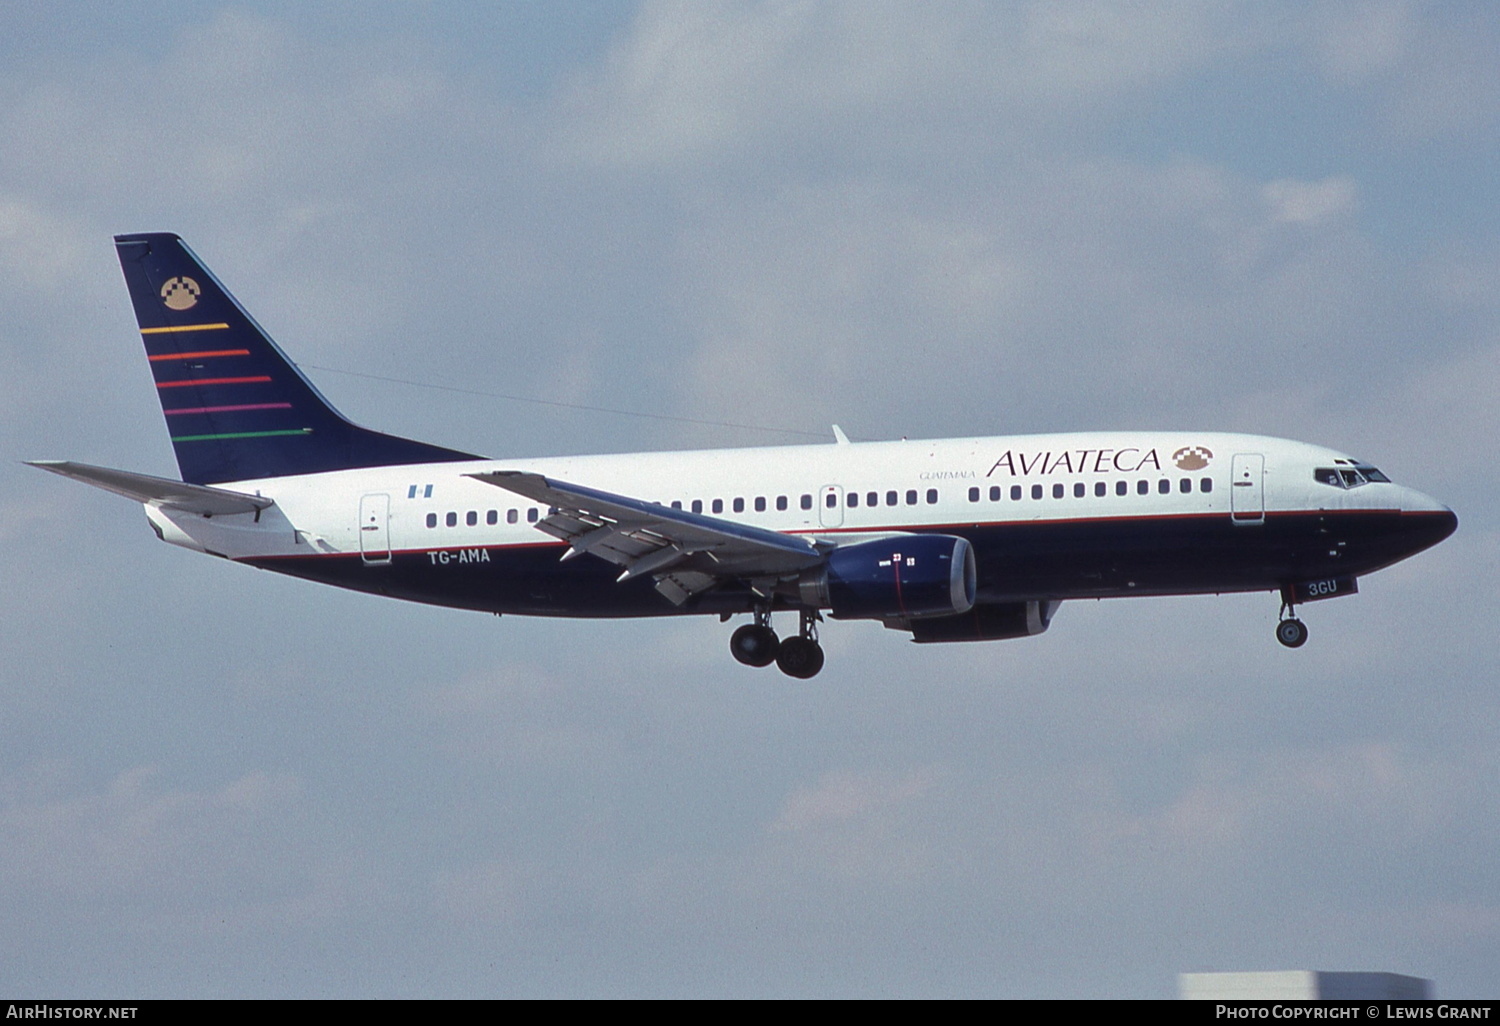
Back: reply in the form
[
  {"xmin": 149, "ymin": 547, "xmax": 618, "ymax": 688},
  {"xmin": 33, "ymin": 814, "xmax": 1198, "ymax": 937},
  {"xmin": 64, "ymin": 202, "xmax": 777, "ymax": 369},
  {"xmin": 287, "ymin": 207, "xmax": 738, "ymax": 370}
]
[{"xmin": 1179, "ymin": 971, "xmax": 1432, "ymax": 1000}]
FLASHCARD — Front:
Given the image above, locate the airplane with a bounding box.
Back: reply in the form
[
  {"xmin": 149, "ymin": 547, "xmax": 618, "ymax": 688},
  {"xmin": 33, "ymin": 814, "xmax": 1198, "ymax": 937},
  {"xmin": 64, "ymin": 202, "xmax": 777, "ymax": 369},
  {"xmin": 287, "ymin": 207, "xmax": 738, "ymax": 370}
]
[{"xmin": 28, "ymin": 233, "xmax": 1457, "ymax": 678}]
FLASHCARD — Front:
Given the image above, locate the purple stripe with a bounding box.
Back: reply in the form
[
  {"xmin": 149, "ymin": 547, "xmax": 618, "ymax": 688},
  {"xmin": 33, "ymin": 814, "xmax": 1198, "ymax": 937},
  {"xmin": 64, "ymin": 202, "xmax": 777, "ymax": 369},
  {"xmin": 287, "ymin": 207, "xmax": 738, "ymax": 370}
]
[{"xmin": 163, "ymin": 402, "xmax": 294, "ymax": 416}]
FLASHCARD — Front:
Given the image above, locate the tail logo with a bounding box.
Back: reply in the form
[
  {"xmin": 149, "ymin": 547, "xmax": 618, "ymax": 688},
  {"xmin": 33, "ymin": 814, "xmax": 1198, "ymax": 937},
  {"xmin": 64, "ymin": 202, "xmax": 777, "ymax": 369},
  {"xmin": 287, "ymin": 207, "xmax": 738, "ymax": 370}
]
[{"xmin": 160, "ymin": 276, "xmax": 201, "ymax": 311}]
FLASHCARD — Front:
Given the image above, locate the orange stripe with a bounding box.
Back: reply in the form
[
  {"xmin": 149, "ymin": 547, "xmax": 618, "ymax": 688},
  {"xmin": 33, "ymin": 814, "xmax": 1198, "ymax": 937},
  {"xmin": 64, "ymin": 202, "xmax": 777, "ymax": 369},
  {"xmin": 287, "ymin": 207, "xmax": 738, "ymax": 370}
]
[
  {"xmin": 139, "ymin": 323, "xmax": 230, "ymax": 334},
  {"xmin": 148, "ymin": 349, "xmax": 250, "ymax": 362}
]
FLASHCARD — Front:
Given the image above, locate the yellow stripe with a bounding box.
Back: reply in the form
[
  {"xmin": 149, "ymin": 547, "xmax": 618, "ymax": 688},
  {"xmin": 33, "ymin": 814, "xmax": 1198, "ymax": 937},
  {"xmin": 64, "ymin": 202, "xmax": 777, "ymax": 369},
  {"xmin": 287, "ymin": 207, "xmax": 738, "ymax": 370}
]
[{"xmin": 139, "ymin": 323, "xmax": 231, "ymax": 335}]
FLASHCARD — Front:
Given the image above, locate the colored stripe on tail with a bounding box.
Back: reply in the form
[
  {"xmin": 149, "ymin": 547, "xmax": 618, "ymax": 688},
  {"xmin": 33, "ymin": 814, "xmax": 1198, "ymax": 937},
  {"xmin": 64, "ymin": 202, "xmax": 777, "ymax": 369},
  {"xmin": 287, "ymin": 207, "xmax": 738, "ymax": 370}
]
[{"xmin": 115, "ymin": 233, "xmax": 481, "ymax": 484}]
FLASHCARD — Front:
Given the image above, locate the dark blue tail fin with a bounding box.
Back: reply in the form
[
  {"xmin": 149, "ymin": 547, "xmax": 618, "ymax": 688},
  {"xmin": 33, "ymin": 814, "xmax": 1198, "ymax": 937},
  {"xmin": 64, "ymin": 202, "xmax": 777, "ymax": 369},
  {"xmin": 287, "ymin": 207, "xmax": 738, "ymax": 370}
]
[{"xmin": 115, "ymin": 232, "xmax": 481, "ymax": 484}]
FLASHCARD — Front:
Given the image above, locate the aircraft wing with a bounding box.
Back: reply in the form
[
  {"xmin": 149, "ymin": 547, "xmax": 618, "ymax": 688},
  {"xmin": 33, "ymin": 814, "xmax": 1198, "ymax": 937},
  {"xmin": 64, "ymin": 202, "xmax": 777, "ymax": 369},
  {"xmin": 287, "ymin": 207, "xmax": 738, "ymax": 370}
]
[
  {"xmin": 27, "ymin": 460, "xmax": 273, "ymax": 516},
  {"xmin": 467, "ymin": 470, "xmax": 827, "ymax": 604}
]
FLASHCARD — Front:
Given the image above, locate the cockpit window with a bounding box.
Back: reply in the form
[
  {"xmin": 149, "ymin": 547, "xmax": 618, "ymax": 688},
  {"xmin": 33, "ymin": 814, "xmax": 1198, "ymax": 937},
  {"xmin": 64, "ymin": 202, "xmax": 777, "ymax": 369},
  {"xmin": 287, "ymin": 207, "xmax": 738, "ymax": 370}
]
[{"xmin": 1315, "ymin": 464, "xmax": 1392, "ymax": 488}]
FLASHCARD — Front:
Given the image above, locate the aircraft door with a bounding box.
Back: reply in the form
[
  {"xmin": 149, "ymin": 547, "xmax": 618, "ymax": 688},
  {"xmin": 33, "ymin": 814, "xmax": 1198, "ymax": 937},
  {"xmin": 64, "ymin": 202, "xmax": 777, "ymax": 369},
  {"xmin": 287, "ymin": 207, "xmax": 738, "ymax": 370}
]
[
  {"xmin": 819, "ymin": 485, "xmax": 844, "ymax": 528},
  {"xmin": 359, "ymin": 493, "xmax": 392, "ymax": 564},
  {"xmin": 1230, "ymin": 454, "xmax": 1264, "ymax": 525}
]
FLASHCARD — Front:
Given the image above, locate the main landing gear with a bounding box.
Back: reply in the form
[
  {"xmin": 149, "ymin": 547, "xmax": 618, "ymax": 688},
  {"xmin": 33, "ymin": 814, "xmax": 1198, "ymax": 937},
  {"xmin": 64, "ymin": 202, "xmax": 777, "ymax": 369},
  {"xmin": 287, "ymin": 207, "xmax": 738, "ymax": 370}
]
[
  {"xmin": 729, "ymin": 607, "xmax": 825, "ymax": 678},
  {"xmin": 1276, "ymin": 595, "xmax": 1309, "ymax": 649}
]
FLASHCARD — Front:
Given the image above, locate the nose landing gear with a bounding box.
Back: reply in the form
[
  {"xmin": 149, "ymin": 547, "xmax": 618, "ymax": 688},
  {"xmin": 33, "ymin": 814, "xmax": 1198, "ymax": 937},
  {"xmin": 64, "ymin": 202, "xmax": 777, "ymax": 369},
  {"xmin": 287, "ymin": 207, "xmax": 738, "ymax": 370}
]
[
  {"xmin": 1275, "ymin": 594, "xmax": 1308, "ymax": 648},
  {"xmin": 1276, "ymin": 617, "xmax": 1309, "ymax": 648},
  {"xmin": 729, "ymin": 607, "xmax": 824, "ymax": 677}
]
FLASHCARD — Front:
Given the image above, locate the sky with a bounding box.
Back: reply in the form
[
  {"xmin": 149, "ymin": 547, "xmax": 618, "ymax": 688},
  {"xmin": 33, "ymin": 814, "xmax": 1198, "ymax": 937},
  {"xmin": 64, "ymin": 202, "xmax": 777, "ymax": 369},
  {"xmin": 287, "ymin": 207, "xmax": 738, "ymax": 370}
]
[{"xmin": 2, "ymin": 0, "xmax": 1497, "ymax": 999}]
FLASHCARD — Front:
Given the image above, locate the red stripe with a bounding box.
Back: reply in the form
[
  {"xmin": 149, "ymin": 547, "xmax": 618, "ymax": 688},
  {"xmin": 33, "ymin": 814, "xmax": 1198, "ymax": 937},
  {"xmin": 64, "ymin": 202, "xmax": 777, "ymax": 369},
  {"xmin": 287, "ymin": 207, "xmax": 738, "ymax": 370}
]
[
  {"xmin": 147, "ymin": 349, "xmax": 251, "ymax": 362},
  {"xmin": 156, "ymin": 376, "xmax": 271, "ymax": 389},
  {"xmin": 241, "ymin": 508, "xmax": 1433, "ymax": 564}
]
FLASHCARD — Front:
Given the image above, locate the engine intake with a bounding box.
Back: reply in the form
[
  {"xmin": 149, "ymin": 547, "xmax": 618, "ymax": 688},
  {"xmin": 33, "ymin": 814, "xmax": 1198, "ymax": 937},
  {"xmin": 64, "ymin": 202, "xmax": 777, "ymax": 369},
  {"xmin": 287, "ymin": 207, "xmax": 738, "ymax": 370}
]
[{"xmin": 800, "ymin": 534, "xmax": 975, "ymax": 620}]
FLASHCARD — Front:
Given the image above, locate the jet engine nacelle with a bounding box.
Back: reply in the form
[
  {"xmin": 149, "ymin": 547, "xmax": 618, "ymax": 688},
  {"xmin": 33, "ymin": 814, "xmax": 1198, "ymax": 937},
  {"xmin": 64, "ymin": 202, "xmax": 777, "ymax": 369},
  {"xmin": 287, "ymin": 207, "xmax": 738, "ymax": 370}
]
[
  {"xmin": 800, "ymin": 534, "xmax": 976, "ymax": 620},
  {"xmin": 907, "ymin": 600, "xmax": 1059, "ymax": 643}
]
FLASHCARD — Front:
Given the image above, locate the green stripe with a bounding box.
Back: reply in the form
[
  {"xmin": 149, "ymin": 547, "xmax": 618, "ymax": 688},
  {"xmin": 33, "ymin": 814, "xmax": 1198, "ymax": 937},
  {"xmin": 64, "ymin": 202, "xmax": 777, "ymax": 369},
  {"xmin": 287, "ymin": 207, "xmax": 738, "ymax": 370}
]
[{"xmin": 170, "ymin": 429, "xmax": 313, "ymax": 442}]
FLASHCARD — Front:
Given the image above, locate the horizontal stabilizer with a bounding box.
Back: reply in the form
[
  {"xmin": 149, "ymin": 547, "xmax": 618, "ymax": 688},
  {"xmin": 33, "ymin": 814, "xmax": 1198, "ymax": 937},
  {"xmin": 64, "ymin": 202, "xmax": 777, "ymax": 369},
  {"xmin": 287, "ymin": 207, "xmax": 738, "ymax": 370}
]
[{"xmin": 27, "ymin": 460, "xmax": 273, "ymax": 516}]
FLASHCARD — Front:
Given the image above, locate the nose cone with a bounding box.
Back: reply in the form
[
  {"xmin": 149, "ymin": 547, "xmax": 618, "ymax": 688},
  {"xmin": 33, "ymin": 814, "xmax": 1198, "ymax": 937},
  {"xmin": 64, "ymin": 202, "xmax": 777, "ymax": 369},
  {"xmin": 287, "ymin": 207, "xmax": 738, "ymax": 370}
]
[{"xmin": 1400, "ymin": 487, "xmax": 1458, "ymax": 553}]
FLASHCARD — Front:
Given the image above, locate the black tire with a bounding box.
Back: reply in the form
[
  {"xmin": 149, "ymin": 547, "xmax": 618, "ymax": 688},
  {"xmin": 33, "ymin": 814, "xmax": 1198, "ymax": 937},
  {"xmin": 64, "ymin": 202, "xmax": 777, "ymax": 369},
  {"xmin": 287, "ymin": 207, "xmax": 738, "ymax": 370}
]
[
  {"xmin": 1276, "ymin": 618, "xmax": 1308, "ymax": 648},
  {"xmin": 775, "ymin": 636, "xmax": 825, "ymax": 679},
  {"xmin": 730, "ymin": 624, "xmax": 779, "ymax": 667}
]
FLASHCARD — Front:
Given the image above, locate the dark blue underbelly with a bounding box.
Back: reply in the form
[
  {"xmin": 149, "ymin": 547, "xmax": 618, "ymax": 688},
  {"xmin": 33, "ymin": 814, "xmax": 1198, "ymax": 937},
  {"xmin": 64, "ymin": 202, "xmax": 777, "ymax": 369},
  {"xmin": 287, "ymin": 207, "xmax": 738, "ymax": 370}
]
[{"xmin": 241, "ymin": 509, "xmax": 1455, "ymax": 618}]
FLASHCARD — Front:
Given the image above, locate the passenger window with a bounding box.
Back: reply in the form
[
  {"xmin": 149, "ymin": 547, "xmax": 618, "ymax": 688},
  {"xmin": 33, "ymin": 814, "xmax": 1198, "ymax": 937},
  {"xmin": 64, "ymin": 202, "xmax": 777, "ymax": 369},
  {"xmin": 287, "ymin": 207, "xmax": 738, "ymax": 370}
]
[
  {"xmin": 926, "ymin": 489, "xmax": 938, "ymax": 504},
  {"xmin": 466, "ymin": 510, "xmax": 477, "ymax": 526},
  {"xmin": 527, "ymin": 508, "xmax": 539, "ymax": 523},
  {"xmin": 866, "ymin": 491, "xmax": 878, "ymax": 507},
  {"xmin": 426, "ymin": 513, "xmax": 437, "ymax": 529},
  {"xmin": 989, "ymin": 486, "xmax": 1001, "ymax": 501},
  {"xmin": 692, "ymin": 500, "xmax": 703, "ymax": 514},
  {"xmin": 1031, "ymin": 484, "xmax": 1043, "ymax": 500},
  {"xmin": 969, "ymin": 487, "xmax": 980, "ymax": 502},
  {"xmin": 824, "ymin": 493, "xmax": 836, "ymax": 509},
  {"xmin": 671, "ymin": 500, "xmax": 682, "ymax": 510},
  {"xmin": 733, "ymin": 497, "xmax": 745, "ymax": 513},
  {"xmin": 507, "ymin": 509, "xmax": 518, "ymax": 524},
  {"xmin": 801, "ymin": 494, "xmax": 813, "ymax": 510},
  {"xmin": 713, "ymin": 499, "xmax": 724, "ymax": 514},
  {"xmin": 847, "ymin": 492, "xmax": 859, "ymax": 508},
  {"xmin": 1074, "ymin": 483, "xmax": 1085, "ymax": 498},
  {"xmin": 1095, "ymin": 482, "xmax": 1106, "ymax": 497},
  {"xmin": 487, "ymin": 510, "xmax": 498, "ymax": 525},
  {"xmin": 446, "ymin": 512, "xmax": 457, "ymax": 527},
  {"xmin": 906, "ymin": 490, "xmax": 918, "ymax": 505},
  {"xmin": 776, "ymin": 495, "xmax": 788, "ymax": 511},
  {"xmin": 1051, "ymin": 483, "xmax": 1063, "ymax": 499},
  {"xmin": 1179, "ymin": 478, "xmax": 1191, "ymax": 493},
  {"xmin": 1158, "ymin": 479, "xmax": 1170, "ymax": 495},
  {"xmin": 886, "ymin": 490, "xmax": 898, "ymax": 506},
  {"xmin": 1116, "ymin": 480, "xmax": 1127, "ymax": 496},
  {"xmin": 1200, "ymin": 478, "xmax": 1212, "ymax": 493},
  {"xmin": 1011, "ymin": 485, "xmax": 1022, "ymax": 501},
  {"xmin": 1137, "ymin": 480, "xmax": 1148, "ymax": 495}
]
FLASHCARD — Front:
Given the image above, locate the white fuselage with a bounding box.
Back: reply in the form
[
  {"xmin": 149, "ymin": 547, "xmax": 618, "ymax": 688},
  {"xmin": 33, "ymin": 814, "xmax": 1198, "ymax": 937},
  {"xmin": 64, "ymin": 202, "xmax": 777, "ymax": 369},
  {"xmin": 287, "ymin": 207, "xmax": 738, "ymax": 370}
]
[{"xmin": 146, "ymin": 430, "xmax": 1451, "ymax": 610}]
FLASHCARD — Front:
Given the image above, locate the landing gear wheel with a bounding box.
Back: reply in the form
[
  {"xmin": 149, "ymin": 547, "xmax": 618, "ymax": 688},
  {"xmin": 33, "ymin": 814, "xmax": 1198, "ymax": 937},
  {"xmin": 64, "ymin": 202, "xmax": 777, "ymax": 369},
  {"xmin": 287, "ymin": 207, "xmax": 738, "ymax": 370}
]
[
  {"xmin": 776, "ymin": 636, "xmax": 825, "ymax": 679},
  {"xmin": 1276, "ymin": 618, "xmax": 1308, "ymax": 648},
  {"xmin": 730, "ymin": 624, "xmax": 780, "ymax": 667}
]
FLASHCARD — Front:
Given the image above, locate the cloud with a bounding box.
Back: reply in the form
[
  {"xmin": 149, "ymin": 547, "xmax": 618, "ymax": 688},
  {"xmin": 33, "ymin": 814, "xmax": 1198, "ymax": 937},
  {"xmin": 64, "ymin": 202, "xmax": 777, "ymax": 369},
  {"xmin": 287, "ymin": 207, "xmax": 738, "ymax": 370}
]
[
  {"xmin": 557, "ymin": 0, "xmax": 1238, "ymax": 168},
  {"xmin": 1310, "ymin": 0, "xmax": 1420, "ymax": 84},
  {"xmin": 0, "ymin": 764, "xmax": 310, "ymax": 912},
  {"xmin": 1262, "ymin": 176, "xmax": 1358, "ymax": 225},
  {"xmin": 664, "ymin": 157, "xmax": 1389, "ymax": 439},
  {"xmin": 771, "ymin": 765, "xmax": 940, "ymax": 833},
  {"xmin": 1303, "ymin": 1, "xmax": 1500, "ymax": 141}
]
